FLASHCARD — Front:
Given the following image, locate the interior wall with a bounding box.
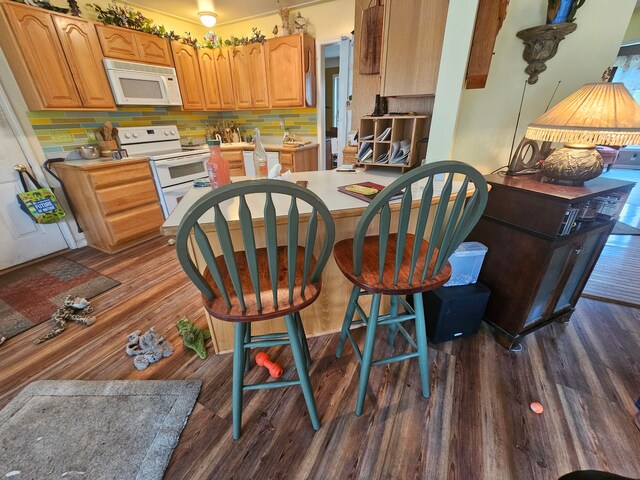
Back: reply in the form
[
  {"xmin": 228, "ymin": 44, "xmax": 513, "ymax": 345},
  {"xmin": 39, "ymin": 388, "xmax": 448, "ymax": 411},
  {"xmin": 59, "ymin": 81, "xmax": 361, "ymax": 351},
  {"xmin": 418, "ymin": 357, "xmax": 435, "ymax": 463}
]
[
  {"xmin": 213, "ymin": 0, "xmax": 355, "ymax": 42},
  {"xmin": 623, "ymin": 7, "xmax": 640, "ymax": 45},
  {"xmin": 452, "ymin": 0, "xmax": 637, "ymax": 173}
]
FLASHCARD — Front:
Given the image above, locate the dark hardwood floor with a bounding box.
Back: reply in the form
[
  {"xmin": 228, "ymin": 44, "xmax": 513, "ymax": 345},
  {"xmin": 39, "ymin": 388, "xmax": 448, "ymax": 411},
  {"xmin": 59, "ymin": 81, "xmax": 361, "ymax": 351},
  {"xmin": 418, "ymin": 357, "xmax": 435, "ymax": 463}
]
[{"xmin": 1, "ymin": 236, "xmax": 639, "ymax": 480}]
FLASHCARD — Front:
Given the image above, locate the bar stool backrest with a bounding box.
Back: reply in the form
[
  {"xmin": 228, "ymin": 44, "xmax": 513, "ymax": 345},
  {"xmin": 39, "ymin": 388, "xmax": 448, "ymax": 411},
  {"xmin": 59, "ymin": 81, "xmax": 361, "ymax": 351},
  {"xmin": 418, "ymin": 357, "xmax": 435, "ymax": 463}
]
[
  {"xmin": 352, "ymin": 161, "xmax": 488, "ymax": 286},
  {"xmin": 176, "ymin": 180, "xmax": 336, "ymax": 312}
]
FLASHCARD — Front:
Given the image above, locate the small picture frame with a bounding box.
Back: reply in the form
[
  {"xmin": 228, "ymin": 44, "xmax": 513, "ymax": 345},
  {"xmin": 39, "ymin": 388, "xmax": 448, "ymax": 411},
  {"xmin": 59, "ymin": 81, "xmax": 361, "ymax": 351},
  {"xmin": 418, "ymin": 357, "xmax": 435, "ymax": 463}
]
[
  {"xmin": 119, "ymin": 149, "xmax": 129, "ymax": 158},
  {"xmin": 110, "ymin": 150, "xmax": 122, "ymax": 160}
]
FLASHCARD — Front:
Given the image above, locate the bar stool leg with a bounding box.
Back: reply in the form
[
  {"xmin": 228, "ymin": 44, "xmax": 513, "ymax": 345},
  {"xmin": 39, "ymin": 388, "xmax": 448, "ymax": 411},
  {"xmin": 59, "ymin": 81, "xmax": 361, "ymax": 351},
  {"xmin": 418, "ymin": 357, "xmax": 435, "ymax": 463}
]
[
  {"xmin": 355, "ymin": 293, "xmax": 381, "ymax": 416},
  {"xmin": 285, "ymin": 313, "xmax": 320, "ymax": 430},
  {"xmin": 388, "ymin": 295, "xmax": 399, "ymax": 346},
  {"xmin": 244, "ymin": 323, "xmax": 251, "ymax": 373},
  {"xmin": 232, "ymin": 322, "xmax": 247, "ymax": 439},
  {"xmin": 294, "ymin": 312, "xmax": 311, "ymax": 368},
  {"xmin": 336, "ymin": 284, "xmax": 361, "ymax": 358},
  {"xmin": 412, "ymin": 293, "xmax": 430, "ymax": 398}
]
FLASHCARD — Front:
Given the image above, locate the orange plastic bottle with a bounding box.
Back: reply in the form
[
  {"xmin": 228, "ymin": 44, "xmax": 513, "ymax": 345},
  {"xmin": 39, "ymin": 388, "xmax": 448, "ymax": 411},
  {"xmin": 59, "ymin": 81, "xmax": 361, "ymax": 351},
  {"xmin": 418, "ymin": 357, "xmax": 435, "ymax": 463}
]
[{"xmin": 206, "ymin": 140, "xmax": 230, "ymax": 189}]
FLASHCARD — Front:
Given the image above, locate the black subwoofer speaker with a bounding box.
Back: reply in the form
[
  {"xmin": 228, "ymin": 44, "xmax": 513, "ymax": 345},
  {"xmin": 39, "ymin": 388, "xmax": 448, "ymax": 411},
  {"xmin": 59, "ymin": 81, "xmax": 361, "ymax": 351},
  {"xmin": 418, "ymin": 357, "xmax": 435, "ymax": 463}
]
[{"xmin": 409, "ymin": 283, "xmax": 490, "ymax": 344}]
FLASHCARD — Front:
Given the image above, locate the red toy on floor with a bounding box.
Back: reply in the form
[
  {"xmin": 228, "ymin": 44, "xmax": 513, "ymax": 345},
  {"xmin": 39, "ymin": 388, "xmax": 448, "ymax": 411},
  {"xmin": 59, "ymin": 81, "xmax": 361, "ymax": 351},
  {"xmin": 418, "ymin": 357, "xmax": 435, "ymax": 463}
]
[{"xmin": 256, "ymin": 352, "xmax": 283, "ymax": 378}]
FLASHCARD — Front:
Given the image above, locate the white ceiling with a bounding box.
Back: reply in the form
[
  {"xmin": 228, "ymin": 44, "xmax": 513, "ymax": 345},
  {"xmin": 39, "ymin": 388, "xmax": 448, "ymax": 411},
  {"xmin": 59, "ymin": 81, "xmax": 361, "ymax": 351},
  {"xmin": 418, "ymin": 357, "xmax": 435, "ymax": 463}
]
[{"xmin": 127, "ymin": 0, "xmax": 332, "ymax": 27}]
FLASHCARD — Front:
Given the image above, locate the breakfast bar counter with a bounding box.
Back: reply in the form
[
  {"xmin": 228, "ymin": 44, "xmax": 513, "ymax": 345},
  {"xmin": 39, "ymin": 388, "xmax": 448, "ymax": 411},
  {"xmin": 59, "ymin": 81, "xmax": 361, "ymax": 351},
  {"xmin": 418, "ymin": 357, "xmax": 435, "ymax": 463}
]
[{"xmin": 161, "ymin": 169, "xmax": 470, "ymax": 353}]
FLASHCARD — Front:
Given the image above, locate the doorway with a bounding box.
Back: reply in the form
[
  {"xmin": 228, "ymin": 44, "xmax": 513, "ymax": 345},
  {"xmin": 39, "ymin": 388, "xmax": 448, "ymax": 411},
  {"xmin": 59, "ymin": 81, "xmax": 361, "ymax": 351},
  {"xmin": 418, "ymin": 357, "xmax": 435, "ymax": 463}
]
[
  {"xmin": 317, "ymin": 36, "xmax": 353, "ymax": 170},
  {"xmin": 0, "ymin": 83, "xmax": 68, "ymax": 270}
]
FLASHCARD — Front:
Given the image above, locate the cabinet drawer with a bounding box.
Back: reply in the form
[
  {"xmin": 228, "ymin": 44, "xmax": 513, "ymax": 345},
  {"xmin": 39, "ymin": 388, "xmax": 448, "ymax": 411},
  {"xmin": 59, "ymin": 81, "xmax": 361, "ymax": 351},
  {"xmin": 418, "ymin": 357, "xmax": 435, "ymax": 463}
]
[
  {"xmin": 280, "ymin": 152, "xmax": 294, "ymax": 167},
  {"xmin": 96, "ymin": 179, "xmax": 158, "ymax": 215},
  {"xmin": 89, "ymin": 162, "xmax": 152, "ymax": 188},
  {"xmin": 223, "ymin": 150, "xmax": 244, "ymax": 163},
  {"xmin": 105, "ymin": 202, "xmax": 163, "ymax": 244}
]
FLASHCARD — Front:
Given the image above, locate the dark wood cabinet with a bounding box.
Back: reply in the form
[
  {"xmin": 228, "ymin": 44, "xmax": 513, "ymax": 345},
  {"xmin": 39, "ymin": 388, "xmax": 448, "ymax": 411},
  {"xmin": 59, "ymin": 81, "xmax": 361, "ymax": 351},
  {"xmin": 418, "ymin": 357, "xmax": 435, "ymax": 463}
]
[{"xmin": 468, "ymin": 174, "xmax": 635, "ymax": 349}]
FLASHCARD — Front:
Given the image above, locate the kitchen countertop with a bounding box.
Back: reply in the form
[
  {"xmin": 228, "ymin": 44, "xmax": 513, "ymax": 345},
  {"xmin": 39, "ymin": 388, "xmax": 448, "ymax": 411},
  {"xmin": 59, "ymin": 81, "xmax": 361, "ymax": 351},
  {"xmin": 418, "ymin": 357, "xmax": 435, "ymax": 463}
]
[
  {"xmin": 199, "ymin": 142, "xmax": 318, "ymax": 152},
  {"xmin": 161, "ymin": 169, "xmax": 469, "ymax": 236},
  {"xmin": 56, "ymin": 156, "xmax": 150, "ymax": 169}
]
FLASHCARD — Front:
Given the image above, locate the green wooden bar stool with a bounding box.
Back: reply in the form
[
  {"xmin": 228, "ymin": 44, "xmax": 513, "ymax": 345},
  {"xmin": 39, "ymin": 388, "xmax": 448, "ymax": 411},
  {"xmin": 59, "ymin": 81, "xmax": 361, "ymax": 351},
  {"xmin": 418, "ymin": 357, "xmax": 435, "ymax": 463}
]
[
  {"xmin": 333, "ymin": 161, "xmax": 488, "ymax": 415},
  {"xmin": 176, "ymin": 180, "xmax": 335, "ymax": 439}
]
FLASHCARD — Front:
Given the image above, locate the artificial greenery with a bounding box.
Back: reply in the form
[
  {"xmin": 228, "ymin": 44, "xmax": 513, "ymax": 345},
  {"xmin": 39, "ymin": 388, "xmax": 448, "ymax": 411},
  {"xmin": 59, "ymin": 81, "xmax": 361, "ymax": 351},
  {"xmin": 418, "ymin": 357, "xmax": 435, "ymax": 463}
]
[{"xmin": 85, "ymin": 1, "xmax": 180, "ymax": 40}]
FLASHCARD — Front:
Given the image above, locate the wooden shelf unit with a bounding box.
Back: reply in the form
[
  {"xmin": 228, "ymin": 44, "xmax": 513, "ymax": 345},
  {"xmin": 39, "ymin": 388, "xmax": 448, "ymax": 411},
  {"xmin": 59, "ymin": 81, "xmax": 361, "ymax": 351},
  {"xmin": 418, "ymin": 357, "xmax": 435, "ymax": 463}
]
[{"xmin": 355, "ymin": 115, "xmax": 428, "ymax": 172}]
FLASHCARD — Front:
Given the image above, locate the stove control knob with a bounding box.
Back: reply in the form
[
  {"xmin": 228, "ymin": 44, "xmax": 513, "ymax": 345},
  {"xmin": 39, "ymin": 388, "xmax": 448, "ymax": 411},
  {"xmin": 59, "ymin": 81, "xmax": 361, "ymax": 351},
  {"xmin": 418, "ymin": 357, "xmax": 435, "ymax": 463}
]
[
  {"xmin": 170, "ymin": 129, "xmax": 177, "ymax": 136},
  {"xmin": 124, "ymin": 132, "xmax": 131, "ymax": 139},
  {"xmin": 164, "ymin": 130, "xmax": 170, "ymax": 136},
  {"xmin": 132, "ymin": 132, "xmax": 139, "ymax": 138}
]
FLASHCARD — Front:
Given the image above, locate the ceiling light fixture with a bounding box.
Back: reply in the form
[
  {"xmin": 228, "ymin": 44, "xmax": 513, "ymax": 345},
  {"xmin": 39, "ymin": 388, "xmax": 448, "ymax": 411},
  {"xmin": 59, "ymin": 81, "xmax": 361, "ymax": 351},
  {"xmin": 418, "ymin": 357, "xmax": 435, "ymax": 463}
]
[{"xmin": 198, "ymin": 11, "xmax": 217, "ymax": 28}]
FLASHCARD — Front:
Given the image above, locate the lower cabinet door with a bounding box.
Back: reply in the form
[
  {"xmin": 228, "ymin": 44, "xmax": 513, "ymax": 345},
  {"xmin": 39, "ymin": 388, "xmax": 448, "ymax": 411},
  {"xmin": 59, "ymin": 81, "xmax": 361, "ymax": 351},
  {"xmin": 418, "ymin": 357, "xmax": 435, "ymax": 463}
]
[{"xmin": 105, "ymin": 203, "xmax": 164, "ymax": 245}]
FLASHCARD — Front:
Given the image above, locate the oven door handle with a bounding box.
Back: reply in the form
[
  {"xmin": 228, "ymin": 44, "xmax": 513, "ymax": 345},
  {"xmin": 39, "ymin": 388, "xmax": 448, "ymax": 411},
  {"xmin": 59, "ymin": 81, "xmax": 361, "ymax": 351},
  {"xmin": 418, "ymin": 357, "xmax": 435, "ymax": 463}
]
[{"xmin": 154, "ymin": 154, "xmax": 209, "ymax": 168}]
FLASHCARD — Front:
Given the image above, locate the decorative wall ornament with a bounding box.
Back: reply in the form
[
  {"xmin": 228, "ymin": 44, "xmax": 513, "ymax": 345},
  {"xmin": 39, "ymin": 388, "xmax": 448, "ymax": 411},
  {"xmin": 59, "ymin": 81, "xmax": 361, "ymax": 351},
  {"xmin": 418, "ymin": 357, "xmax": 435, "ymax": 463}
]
[
  {"xmin": 516, "ymin": 22, "xmax": 576, "ymax": 84},
  {"xmin": 277, "ymin": 0, "xmax": 291, "ymax": 36}
]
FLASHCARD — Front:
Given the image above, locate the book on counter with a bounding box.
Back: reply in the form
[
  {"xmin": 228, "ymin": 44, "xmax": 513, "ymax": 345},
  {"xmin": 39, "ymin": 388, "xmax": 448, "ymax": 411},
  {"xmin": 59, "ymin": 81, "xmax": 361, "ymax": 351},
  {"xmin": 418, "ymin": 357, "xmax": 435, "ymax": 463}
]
[{"xmin": 337, "ymin": 181, "xmax": 404, "ymax": 203}]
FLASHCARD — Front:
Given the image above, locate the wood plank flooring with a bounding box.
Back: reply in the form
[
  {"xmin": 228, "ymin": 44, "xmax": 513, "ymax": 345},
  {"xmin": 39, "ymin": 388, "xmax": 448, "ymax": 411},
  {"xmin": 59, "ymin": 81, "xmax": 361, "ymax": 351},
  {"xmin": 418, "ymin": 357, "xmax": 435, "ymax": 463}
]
[{"xmin": 1, "ymin": 236, "xmax": 639, "ymax": 480}]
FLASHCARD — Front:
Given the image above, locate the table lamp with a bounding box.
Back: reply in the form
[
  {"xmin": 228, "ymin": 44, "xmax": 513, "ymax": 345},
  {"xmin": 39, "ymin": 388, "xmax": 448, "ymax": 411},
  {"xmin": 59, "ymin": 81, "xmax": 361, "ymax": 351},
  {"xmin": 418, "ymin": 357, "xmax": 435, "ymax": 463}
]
[{"xmin": 525, "ymin": 82, "xmax": 640, "ymax": 185}]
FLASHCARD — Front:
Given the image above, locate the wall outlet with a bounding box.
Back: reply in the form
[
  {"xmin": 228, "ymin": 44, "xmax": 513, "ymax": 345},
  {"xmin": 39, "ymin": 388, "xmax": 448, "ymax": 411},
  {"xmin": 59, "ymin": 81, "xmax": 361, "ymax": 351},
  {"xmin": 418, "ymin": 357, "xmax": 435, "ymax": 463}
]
[{"xmin": 51, "ymin": 131, "xmax": 74, "ymax": 143}]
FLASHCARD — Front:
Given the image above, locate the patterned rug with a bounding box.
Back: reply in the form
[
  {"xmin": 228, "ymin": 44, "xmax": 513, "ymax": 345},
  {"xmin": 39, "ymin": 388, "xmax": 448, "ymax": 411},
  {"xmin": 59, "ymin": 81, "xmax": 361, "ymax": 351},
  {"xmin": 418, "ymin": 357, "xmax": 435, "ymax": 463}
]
[{"xmin": 0, "ymin": 257, "xmax": 119, "ymax": 340}]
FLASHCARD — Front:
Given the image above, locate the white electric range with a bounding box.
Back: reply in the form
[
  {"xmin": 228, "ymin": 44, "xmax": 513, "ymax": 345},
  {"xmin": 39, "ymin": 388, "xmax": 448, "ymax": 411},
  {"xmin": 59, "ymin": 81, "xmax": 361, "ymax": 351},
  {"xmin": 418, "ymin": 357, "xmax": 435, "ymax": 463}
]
[{"xmin": 118, "ymin": 126, "xmax": 209, "ymax": 218}]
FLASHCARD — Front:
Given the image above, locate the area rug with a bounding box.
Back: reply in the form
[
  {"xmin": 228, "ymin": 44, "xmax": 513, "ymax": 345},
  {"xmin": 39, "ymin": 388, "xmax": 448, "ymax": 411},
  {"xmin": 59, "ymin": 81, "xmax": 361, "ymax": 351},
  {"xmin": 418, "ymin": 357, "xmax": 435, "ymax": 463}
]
[
  {"xmin": 0, "ymin": 257, "xmax": 119, "ymax": 340},
  {"xmin": 611, "ymin": 221, "xmax": 640, "ymax": 236},
  {"xmin": 582, "ymin": 236, "xmax": 640, "ymax": 308},
  {"xmin": 0, "ymin": 380, "xmax": 201, "ymax": 480}
]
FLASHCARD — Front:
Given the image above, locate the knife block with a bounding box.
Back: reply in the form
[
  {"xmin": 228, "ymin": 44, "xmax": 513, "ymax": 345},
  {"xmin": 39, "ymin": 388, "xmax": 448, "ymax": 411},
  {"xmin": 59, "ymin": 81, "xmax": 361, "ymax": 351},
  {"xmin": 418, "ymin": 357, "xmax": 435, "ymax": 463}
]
[{"xmin": 99, "ymin": 140, "xmax": 118, "ymax": 155}]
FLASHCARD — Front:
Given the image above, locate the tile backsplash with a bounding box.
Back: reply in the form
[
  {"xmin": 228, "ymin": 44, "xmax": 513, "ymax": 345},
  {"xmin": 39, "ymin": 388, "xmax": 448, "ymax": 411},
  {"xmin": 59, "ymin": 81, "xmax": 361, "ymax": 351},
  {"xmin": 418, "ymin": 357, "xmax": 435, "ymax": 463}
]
[{"xmin": 28, "ymin": 107, "xmax": 318, "ymax": 155}]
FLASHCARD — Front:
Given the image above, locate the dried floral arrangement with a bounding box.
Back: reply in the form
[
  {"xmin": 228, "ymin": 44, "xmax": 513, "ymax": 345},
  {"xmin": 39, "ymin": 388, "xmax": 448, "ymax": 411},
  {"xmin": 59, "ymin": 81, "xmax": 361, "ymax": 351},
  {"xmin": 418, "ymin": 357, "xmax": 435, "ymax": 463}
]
[{"xmin": 85, "ymin": 1, "xmax": 181, "ymax": 40}]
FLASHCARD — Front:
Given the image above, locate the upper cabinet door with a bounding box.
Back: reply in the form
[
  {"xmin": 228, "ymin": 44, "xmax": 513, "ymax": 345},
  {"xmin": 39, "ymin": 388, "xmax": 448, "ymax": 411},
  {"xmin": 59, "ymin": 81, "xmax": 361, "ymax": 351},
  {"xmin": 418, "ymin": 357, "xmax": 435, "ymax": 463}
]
[
  {"xmin": 266, "ymin": 35, "xmax": 304, "ymax": 108},
  {"xmin": 52, "ymin": 15, "xmax": 115, "ymax": 109},
  {"xmin": 381, "ymin": 0, "xmax": 449, "ymax": 96},
  {"xmin": 1, "ymin": 3, "xmax": 81, "ymax": 108},
  {"xmin": 136, "ymin": 33, "xmax": 173, "ymax": 66},
  {"xmin": 170, "ymin": 42, "xmax": 205, "ymax": 110},
  {"xmin": 197, "ymin": 48, "xmax": 222, "ymax": 110},
  {"xmin": 230, "ymin": 46, "xmax": 252, "ymax": 109},
  {"xmin": 95, "ymin": 25, "xmax": 139, "ymax": 61},
  {"xmin": 214, "ymin": 48, "xmax": 236, "ymax": 110},
  {"xmin": 247, "ymin": 43, "xmax": 269, "ymax": 109}
]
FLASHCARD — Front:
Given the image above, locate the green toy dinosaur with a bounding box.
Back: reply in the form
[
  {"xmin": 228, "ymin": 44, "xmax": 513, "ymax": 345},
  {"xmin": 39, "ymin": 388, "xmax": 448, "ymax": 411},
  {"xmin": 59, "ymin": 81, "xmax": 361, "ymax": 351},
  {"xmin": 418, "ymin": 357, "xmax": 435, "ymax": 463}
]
[{"xmin": 176, "ymin": 317, "xmax": 211, "ymax": 359}]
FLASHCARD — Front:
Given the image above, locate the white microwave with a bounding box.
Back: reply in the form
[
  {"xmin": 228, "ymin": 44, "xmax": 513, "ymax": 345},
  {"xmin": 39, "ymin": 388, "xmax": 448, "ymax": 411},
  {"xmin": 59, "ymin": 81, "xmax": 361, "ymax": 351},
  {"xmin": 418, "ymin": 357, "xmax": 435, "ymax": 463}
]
[{"xmin": 103, "ymin": 59, "xmax": 182, "ymax": 106}]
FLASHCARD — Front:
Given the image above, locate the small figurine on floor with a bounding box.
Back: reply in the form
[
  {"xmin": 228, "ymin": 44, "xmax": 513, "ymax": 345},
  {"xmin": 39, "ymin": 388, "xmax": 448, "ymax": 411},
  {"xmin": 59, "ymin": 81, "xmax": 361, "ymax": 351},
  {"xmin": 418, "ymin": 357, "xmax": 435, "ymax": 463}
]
[
  {"xmin": 176, "ymin": 317, "xmax": 211, "ymax": 359},
  {"xmin": 125, "ymin": 327, "xmax": 173, "ymax": 370},
  {"xmin": 34, "ymin": 296, "xmax": 95, "ymax": 345}
]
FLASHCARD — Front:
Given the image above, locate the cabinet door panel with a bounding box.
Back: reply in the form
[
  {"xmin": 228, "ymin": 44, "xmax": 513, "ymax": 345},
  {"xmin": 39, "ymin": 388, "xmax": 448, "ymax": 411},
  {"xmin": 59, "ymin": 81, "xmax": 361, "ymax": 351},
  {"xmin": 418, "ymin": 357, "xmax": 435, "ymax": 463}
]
[
  {"xmin": 96, "ymin": 25, "xmax": 139, "ymax": 60},
  {"xmin": 230, "ymin": 46, "xmax": 253, "ymax": 109},
  {"xmin": 136, "ymin": 34, "xmax": 172, "ymax": 66},
  {"xmin": 381, "ymin": 0, "xmax": 449, "ymax": 96},
  {"xmin": 198, "ymin": 48, "xmax": 222, "ymax": 110},
  {"xmin": 214, "ymin": 48, "xmax": 236, "ymax": 110},
  {"xmin": 53, "ymin": 16, "xmax": 115, "ymax": 109},
  {"xmin": 105, "ymin": 202, "xmax": 164, "ymax": 244},
  {"xmin": 171, "ymin": 42, "xmax": 205, "ymax": 110},
  {"xmin": 3, "ymin": 3, "xmax": 81, "ymax": 108},
  {"xmin": 266, "ymin": 36, "xmax": 303, "ymax": 107},
  {"xmin": 247, "ymin": 43, "xmax": 269, "ymax": 108}
]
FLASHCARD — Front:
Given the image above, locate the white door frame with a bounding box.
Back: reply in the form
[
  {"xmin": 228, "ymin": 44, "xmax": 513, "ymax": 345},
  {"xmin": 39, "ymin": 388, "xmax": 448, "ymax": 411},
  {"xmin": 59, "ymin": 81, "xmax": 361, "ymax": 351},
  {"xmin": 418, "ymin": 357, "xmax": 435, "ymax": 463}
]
[
  {"xmin": 0, "ymin": 82, "xmax": 76, "ymax": 248},
  {"xmin": 315, "ymin": 35, "xmax": 352, "ymax": 170}
]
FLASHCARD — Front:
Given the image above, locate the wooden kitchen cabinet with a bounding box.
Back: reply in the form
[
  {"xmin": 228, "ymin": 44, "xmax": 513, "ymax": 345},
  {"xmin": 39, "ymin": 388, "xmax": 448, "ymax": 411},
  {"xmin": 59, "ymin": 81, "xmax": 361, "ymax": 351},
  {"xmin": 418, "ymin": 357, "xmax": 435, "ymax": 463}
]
[
  {"xmin": 380, "ymin": 0, "xmax": 449, "ymax": 96},
  {"xmin": 247, "ymin": 43, "xmax": 270, "ymax": 108},
  {"xmin": 279, "ymin": 145, "xmax": 318, "ymax": 172},
  {"xmin": 214, "ymin": 47, "xmax": 236, "ymax": 110},
  {"xmin": 53, "ymin": 159, "xmax": 164, "ymax": 254},
  {"xmin": 0, "ymin": 2, "xmax": 81, "ymax": 109},
  {"xmin": 171, "ymin": 41, "xmax": 206, "ymax": 110},
  {"xmin": 230, "ymin": 46, "xmax": 253, "ymax": 109},
  {"xmin": 467, "ymin": 174, "xmax": 635, "ymax": 349},
  {"xmin": 265, "ymin": 34, "xmax": 316, "ymax": 108},
  {"xmin": 197, "ymin": 48, "xmax": 223, "ymax": 110},
  {"xmin": 96, "ymin": 24, "xmax": 173, "ymax": 66},
  {"xmin": 223, "ymin": 150, "xmax": 246, "ymax": 176},
  {"xmin": 52, "ymin": 15, "xmax": 115, "ymax": 109}
]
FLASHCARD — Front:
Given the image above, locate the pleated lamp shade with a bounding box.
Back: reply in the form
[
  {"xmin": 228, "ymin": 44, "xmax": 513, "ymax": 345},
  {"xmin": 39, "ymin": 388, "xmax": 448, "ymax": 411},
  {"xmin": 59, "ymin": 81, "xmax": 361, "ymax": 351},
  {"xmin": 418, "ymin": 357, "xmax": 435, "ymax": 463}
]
[{"xmin": 526, "ymin": 82, "xmax": 640, "ymax": 146}]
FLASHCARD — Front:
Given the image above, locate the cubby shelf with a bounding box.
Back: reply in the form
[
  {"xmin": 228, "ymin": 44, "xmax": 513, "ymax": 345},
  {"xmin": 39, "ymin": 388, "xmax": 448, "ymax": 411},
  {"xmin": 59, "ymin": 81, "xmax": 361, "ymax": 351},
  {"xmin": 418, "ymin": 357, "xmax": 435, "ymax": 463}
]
[{"xmin": 355, "ymin": 115, "xmax": 429, "ymax": 172}]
